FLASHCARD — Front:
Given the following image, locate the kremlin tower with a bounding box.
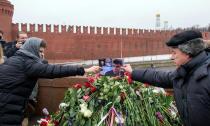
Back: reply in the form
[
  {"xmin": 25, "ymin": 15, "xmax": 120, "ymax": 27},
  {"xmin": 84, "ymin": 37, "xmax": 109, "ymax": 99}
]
[{"xmin": 0, "ymin": 0, "xmax": 14, "ymax": 41}]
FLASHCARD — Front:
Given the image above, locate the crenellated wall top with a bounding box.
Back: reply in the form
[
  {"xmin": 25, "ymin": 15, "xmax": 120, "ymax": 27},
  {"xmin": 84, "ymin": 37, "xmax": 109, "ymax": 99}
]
[{"xmin": 12, "ymin": 23, "xmax": 177, "ymax": 36}]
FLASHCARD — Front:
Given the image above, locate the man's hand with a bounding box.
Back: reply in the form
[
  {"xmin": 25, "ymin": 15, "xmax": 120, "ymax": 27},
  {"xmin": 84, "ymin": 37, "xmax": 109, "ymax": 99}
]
[
  {"xmin": 204, "ymin": 40, "xmax": 210, "ymax": 47},
  {"xmin": 122, "ymin": 64, "xmax": 133, "ymax": 73},
  {"xmin": 16, "ymin": 42, "xmax": 23, "ymax": 49}
]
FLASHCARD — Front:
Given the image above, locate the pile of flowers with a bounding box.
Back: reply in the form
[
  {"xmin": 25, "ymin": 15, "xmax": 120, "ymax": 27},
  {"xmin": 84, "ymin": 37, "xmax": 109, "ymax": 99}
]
[
  {"xmin": 37, "ymin": 73, "xmax": 182, "ymax": 126},
  {"xmin": 37, "ymin": 108, "xmax": 59, "ymax": 126}
]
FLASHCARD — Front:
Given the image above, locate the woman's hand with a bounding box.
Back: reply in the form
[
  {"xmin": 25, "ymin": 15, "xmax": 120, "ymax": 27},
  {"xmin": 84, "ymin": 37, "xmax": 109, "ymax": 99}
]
[{"xmin": 85, "ymin": 66, "xmax": 100, "ymax": 73}]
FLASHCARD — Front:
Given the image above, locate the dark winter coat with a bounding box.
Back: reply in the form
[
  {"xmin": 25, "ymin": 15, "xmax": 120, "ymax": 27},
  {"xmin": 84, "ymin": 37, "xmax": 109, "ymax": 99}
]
[
  {"xmin": 0, "ymin": 37, "xmax": 85, "ymax": 125},
  {"xmin": 0, "ymin": 39, "xmax": 6, "ymax": 54},
  {"xmin": 132, "ymin": 51, "xmax": 210, "ymax": 126},
  {"xmin": 4, "ymin": 40, "xmax": 18, "ymax": 58},
  {"xmin": 0, "ymin": 39, "xmax": 6, "ymax": 48}
]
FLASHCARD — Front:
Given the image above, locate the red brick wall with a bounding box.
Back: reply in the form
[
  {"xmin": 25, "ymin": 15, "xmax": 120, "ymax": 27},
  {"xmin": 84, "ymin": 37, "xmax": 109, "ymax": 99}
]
[
  {"xmin": 10, "ymin": 23, "xmax": 210, "ymax": 62},
  {"xmin": 13, "ymin": 23, "xmax": 205, "ymax": 62},
  {"xmin": 0, "ymin": 0, "xmax": 14, "ymax": 41}
]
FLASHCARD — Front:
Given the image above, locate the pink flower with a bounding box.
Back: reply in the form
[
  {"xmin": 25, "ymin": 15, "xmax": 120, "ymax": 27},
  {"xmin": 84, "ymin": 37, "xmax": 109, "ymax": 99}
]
[
  {"xmin": 155, "ymin": 112, "xmax": 164, "ymax": 123},
  {"xmin": 83, "ymin": 95, "xmax": 90, "ymax": 101}
]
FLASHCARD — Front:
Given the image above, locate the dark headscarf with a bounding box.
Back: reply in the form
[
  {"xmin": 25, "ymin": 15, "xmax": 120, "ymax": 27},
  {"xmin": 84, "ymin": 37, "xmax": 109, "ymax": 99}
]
[{"xmin": 17, "ymin": 37, "xmax": 43, "ymax": 63}]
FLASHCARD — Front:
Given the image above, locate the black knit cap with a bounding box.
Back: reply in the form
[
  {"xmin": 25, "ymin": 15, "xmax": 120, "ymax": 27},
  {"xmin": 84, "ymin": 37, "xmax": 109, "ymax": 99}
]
[{"xmin": 166, "ymin": 30, "xmax": 202, "ymax": 47}]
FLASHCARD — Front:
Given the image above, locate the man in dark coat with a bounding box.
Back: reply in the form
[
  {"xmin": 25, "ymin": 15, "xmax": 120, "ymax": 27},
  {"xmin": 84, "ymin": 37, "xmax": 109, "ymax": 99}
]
[
  {"xmin": 124, "ymin": 30, "xmax": 210, "ymax": 126},
  {"xmin": 4, "ymin": 31, "xmax": 28, "ymax": 58},
  {"xmin": 0, "ymin": 37, "xmax": 99, "ymax": 126}
]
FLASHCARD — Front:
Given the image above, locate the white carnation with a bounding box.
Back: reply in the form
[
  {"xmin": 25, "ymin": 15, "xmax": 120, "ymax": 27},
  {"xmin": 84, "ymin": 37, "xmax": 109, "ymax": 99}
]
[
  {"xmin": 59, "ymin": 102, "xmax": 68, "ymax": 110},
  {"xmin": 83, "ymin": 109, "xmax": 93, "ymax": 118},
  {"xmin": 80, "ymin": 103, "xmax": 88, "ymax": 113},
  {"xmin": 80, "ymin": 107, "xmax": 87, "ymax": 113},
  {"xmin": 80, "ymin": 103, "xmax": 88, "ymax": 109}
]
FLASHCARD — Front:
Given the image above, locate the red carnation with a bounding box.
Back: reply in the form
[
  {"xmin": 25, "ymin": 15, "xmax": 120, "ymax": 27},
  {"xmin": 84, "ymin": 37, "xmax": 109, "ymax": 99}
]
[
  {"xmin": 40, "ymin": 121, "xmax": 48, "ymax": 126},
  {"xmin": 45, "ymin": 115, "xmax": 51, "ymax": 121},
  {"xmin": 127, "ymin": 77, "xmax": 132, "ymax": 84},
  {"xmin": 125, "ymin": 72, "xmax": 133, "ymax": 84},
  {"xmin": 90, "ymin": 86, "xmax": 97, "ymax": 93},
  {"xmin": 53, "ymin": 120, "xmax": 59, "ymax": 126},
  {"xmin": 88, "ymin": 77, "xmax": 95, "ymax": 83},
  {"xmin": 84, "ymin": 82, "xmax": 92, "ymax": 88},
  {"xmin": 124, "ymin": 72, "xmax": 129, "ymax": 76}
]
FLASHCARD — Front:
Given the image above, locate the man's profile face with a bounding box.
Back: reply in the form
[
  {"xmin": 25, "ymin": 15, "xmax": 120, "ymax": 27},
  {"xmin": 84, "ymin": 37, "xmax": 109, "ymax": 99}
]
[
  {"xmin": 171, "ymin": 48, "xmax": 191, "ymax": 68},
  {"xmin": 17, "ymin": 33, "xmax": 28, "ymax": 43}
]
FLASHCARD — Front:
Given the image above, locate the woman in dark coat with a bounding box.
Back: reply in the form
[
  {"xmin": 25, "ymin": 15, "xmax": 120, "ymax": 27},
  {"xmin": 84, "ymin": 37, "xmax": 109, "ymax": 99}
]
[{"xmin": 0, "ymin": 37, "xmax": 99, "ymax": 126}]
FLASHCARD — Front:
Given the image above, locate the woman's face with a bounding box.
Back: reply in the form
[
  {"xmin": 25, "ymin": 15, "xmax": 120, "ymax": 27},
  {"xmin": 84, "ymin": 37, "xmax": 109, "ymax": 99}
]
[
  {"xmin": 39, "ymin": 47, "xmax": 45, "ymax": 59},
  {"xmin": 171, "ymin": 48, "xmax": 191, "ymax": 68}
]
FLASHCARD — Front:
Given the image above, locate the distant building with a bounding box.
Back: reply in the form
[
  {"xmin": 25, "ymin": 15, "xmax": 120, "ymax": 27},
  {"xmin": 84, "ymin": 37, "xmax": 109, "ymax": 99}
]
[
  {"xmin": 155, "ymin": 13, "xmax": 161, "ymax": 30},
  {"xmin": 163, "ymin": 21, "xmax": 169, "ymax": 30}
]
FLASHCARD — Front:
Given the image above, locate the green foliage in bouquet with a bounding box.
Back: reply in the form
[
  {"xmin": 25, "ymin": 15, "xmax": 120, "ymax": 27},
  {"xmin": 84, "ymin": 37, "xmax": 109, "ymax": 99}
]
[{"xmin": 52, "ymin": 75, "xmax": 182, "ymax": 126}]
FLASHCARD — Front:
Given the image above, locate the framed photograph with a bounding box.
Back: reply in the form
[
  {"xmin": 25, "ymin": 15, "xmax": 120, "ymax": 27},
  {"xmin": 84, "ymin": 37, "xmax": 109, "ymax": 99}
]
[
  {"xmin": 98, "ymin": 58, "xmax": 106, "ymax": 67},
  {"xmin": 105, "ymin": 58, "xmax": 124, "ymax": 77},
  {"xmin": 98, "ymin": 58, "xmax": 124, "ymax": 77},
  {"xmin": 98, "ymin": 58, "xmax": 113, "ymax": 75}
]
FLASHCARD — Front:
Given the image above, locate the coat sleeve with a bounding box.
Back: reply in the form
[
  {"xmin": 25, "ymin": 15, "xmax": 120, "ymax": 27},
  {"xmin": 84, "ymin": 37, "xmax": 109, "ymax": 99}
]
[
  {"xmin": 4, "ymin": 42, "xmax": 18, "ymax": 58},
  {"xmin": 24, "ymin": 60, "xmax": 85, "ymax": 78},
  {"xmin": 131, "ymin": 68, "xmax": 173, "ymax": 88}
]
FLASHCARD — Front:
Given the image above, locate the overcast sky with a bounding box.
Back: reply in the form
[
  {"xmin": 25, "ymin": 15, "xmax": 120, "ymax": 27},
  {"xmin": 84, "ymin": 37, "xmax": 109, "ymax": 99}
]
[{"xmin": 9, "ymin": 0, "xmax": 210, "ymax": 29}]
